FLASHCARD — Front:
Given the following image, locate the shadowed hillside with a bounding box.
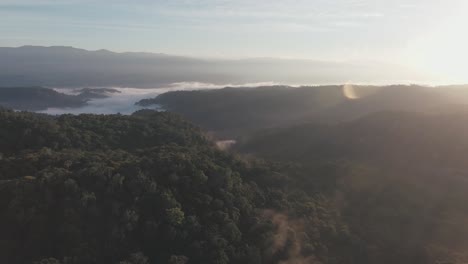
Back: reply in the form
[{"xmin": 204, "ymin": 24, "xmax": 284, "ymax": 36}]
[
  {"xmin": 138, "ymin": 85, "xmax": 468, "ymax": 138},
  {"xmin": 235, "ymin": 111, "xmax": 468, "ymax": 264}
]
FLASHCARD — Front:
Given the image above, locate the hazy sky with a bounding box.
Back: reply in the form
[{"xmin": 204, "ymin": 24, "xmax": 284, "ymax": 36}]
[{"xmin": 1, "ymin": 0, "xmax": 468, "ymax": 79}]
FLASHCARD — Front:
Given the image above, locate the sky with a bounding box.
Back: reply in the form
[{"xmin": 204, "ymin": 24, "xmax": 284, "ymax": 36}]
[{"xmin": 1, "ymin": 0, "xmax": 468, "ymax": 81}]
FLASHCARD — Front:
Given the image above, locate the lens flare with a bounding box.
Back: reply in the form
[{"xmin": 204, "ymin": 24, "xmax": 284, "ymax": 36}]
[{"xmin": 343, "ymin": 84, "xmax": 360, "ymax": 100}]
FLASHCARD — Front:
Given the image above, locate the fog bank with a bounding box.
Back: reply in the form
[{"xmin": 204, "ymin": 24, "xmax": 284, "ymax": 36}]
[{"xmin": 38, "ymin": 82, "xmax": 278, "ymax": 115}]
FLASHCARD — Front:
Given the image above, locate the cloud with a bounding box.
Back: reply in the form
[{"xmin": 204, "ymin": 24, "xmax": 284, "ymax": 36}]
[
  {"xmin": 1, "ymin": 0, "xmax": 456, "ymax": 61},
  {"xmin": 0, "ymin": 0, "xmax": 384, "ymax": 32}
]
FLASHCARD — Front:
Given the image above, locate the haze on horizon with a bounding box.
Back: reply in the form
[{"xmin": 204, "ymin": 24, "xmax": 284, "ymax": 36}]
[{"xmin": 1, "ymin": 0, "xmax": 468, "ymax": 83}]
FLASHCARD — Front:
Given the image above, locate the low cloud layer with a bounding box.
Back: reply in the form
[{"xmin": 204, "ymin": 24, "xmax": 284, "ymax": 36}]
[{"xmin": 39, "ymin": 82, "xmax": 278, "ymax": 115}]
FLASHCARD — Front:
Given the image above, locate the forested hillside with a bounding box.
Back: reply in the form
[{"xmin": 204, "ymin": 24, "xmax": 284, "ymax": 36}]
[
  {"xmin": 136, "ymin": 84, "xmax": 468, "ymax": 263},
  {"xmin": 0, "ymin": 109, "xmax": 355, "ymax": 264},
  {"xmin": 137, "ymin": 86, "xmax": 346, "ymax": 138}
]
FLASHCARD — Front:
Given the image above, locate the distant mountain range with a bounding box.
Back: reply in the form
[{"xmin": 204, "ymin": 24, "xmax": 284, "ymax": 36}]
[{"xmin": 0, "ymin": 46, "xmax": 423, "ymax": 87}]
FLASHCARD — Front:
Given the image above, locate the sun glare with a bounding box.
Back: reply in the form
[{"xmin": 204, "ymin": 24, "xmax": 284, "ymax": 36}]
[{"xmin": 407, "ymin": 3, "xmax": 468, "ymax": 84}]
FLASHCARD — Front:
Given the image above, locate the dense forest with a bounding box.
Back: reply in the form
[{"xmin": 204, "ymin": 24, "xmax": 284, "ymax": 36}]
[{"xmin": 0, "ymin": 109, "xmax": 358, "ymax": 264}]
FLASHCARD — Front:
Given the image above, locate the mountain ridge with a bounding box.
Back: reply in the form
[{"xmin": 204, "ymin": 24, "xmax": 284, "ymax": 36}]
[{"xmin": 0, "ymin": 46, "xmax": 423, "ymax": 88}]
